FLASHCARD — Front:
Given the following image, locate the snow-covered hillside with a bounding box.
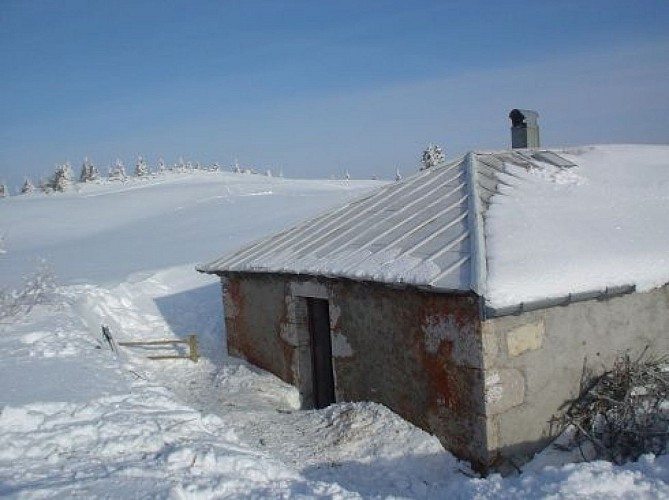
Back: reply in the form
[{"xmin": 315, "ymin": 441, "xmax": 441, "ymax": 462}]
[
  {"xmin": 1, "ymin": 169, "xmax": 667, "ymax": 498},
  {"xmin": 0, "ymin": 171, "xmax": 381, "ymax": 288}
]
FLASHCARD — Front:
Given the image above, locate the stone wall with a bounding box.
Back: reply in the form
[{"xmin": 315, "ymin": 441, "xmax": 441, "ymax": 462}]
[
  {"xmin": 327, "ymin": 279, "xmax": 487, "ymax": 467},
  {"xmin": 222, "ymin": 274, "xmax": 296, "ymax": 384},
  {"xmin": 221, "ymin": 273, "xmax": 489, "ymax": 468},
  {"xmin": 482, "ymin": 284, "xmax": 669, "ymax": 467},
  {"xmin": 219, "ymin": 272, "xmax": 668, "ymax": 471}
]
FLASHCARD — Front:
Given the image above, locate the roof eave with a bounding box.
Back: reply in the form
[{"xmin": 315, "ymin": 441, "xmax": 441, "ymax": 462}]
[{"xmin": 201, "ymin": 267, "xmax": 477, "ymax": 296}]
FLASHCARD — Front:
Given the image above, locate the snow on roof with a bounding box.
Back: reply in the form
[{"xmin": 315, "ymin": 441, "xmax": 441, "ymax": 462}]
[
  {"xmin": 486, "ymin": 144, "xmax": 669, "ymax": 310},
  {"xmin": 199, "ymin": 145, "xmax": 669, "ymax": 313}
]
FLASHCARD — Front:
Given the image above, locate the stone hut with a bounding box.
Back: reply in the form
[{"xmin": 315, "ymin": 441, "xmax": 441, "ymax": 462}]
[{"xmin": 198, "ymin": 145, "xmax": 669, "ymax": 471}]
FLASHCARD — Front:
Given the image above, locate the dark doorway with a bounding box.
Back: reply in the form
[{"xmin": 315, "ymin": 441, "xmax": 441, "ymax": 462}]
[{"xmin": 307, "ymin": 297, "xmax": 335, "ymax": 409}]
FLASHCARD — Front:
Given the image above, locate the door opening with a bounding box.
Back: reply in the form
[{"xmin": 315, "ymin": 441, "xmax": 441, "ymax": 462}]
[{"xmin": 307, "ymin": 297, "xmax": 335, "ymax": 409}]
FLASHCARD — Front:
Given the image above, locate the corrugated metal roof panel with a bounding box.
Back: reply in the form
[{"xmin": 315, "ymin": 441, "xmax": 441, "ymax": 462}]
[
  {"xmin": 531, "ymin": 150, "xmax": 577, "ymax": 168},
  {"xmin": 199, "ymin": 157, "xmax": 477, "ymax": 291},
  {"xmin": 198, "ymin": 149, "xmax": 580, "ymax": 295}
]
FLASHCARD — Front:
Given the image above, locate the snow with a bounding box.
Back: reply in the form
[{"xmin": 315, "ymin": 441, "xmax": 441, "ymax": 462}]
[
  {"xmin": 486, "ymin": 144, "xmax": 669, "ymax": 308},
  {"xmin": 1, "ymin": 168, "xmax": 668, "ymax": 497}
]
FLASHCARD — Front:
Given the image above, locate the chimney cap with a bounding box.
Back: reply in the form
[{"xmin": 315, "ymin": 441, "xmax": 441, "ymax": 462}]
[{"xmin": 509, "ymin": 109, "xmax": 539, "ymax": 128}]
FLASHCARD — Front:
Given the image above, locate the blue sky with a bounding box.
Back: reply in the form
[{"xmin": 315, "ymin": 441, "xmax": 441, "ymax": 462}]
[{"xmin": 1, "ymin": 1, "xmax": 668, "ymax": 190}]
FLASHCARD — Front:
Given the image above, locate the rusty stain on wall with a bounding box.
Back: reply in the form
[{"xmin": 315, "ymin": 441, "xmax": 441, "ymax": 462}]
[
  {"xmin": 213, "ymin": 271, "xmax": 669, "ymax": 473},
  {"xmin": 222, "ymin": 273, "xmax": 487, "ymax": 469}
]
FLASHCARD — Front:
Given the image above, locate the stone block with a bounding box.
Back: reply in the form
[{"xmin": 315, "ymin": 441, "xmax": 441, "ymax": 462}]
[{"xmin": 507, "ymin": 321, "xmax": 544, "ymax": 357}]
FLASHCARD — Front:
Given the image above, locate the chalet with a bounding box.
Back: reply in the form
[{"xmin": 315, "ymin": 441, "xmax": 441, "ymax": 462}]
[{"xmin": 198, "ymin": 111, "xmax": 669, "ymax": 471}]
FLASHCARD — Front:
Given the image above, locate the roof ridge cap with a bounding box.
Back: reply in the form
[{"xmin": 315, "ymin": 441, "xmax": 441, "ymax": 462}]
[{"xmin": 465, "ymin": 152, "xmax": 488, "ymax": 298}]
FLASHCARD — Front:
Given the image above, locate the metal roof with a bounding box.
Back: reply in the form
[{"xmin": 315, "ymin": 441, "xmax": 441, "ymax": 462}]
[{"xmin": 198, "ymin": 149, "xmax": 578, "ymax": 296}]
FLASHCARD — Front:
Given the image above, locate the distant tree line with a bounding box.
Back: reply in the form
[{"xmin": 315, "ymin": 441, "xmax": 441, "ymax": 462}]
[
  {"xmin": 2, "ymin": 156, "xmax": 281, "ymax": 197},
  {"xmin": 0, "ymin": 143, "xmax": 447, "ymax": 197}
]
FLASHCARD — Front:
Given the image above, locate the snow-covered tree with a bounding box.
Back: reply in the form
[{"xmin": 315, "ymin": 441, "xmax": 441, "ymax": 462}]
[
  {"xmin": 108, "ymin": 159, "xmax": 127, "ymax": 182},
  {"xmin": 135, "ymin": 155, "xmax": 149, "ymax": 177},
  {"xmin": 79, "ymin": 157, "xmax": 99, "ymax": 183},
  {"xmin": 157, "ymin": 158, "xmax": 166, "ymax": 175},
  {"xmin": 209, "ymin": 162, "xmax": 220, "ymax": 172},
  {"xmin": 395, "ymin": 168, "xmax": 402, "ymax": 181},
  {"xmin": 173, "ymin": 157, "xmax": 186, "ymax": 172},
  {"xmin": 50, "ymin": 162, "xmax": 73, "ymax": 192},
  {"xmin": 79, "ymin": 160, "xmax": 88, "ymax": 183},
  {"xmin": 344, "ymin": 170, "xmax": 350, "ymax": 181},
  {"xmin": 0, "ymin": 183, "xmax": 7, "ymax": 198},
  {"xmin": 266, "ymin": 169, "xmax": 272, "ymax": 177},
  {"xmin": 37, "ymin": 177, "xmax": 48, "ymax": 193},
  {"xmin": 420, "ymin": 144, "xmax": 446, "ymax": 170},
  {"xmin": 21, "ymin": 178, "xmax": 35, "ymax": 194},
  {"xmin": 0, "ymin": 258, "xmax": 56, "ymax": 323},
  {"xmin": 233, "ymin": 159, "xmax": 241, "ymax": 174}
]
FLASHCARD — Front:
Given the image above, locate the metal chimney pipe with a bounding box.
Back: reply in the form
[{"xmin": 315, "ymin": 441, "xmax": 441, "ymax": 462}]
[{"xmin": 509, "ymin": 109, "xmax": 540, "ymax": 149}]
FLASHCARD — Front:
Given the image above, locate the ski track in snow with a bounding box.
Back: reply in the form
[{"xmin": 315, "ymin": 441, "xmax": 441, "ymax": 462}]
[{"xmin": 1, "ymin": 168, "xmax": 668, "ymax": 498}]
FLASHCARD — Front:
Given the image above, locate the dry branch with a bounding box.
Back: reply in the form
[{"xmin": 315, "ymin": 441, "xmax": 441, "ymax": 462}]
[{"xmin": 553, "ymin": 350, "xmax": 669, "ymax": 464}]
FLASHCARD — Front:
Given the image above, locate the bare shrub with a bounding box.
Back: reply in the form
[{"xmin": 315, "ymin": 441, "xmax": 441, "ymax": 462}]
[
  {"xmin": 0, "ymin": 261, "xmax": 57, "ymax": 323},
  {"xmin": 553, "ymin": 349, "xmax": 669, "ymax": 464}
]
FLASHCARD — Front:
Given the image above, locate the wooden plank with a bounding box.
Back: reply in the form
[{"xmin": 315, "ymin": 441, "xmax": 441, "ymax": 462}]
[
  {"xmin": 147, "ymin": 355, "xmax": 190, "ymax": 361},
  {"xmin": 117, "ymin": 334, "xmax": 199, "ymax": 363},
  {"xmin": 188, "ymin": 335, "xmax": 199, "ymax": 362},
  {"xmin": 118, "ymin": 339, "xmax": 188, "ymax": 346}
]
